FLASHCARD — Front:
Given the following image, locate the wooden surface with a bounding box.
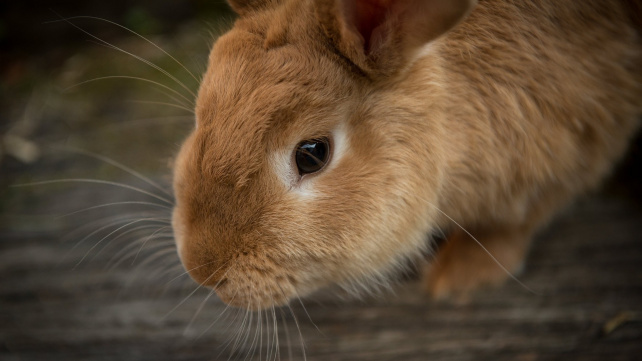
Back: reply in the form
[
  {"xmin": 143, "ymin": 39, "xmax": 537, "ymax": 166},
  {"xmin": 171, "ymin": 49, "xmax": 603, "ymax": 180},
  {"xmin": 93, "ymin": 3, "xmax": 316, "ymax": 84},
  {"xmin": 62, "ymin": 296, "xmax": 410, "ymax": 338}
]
[{"xmin": 1, "ymin": 153, "xmax": 642, "ymax": 361}]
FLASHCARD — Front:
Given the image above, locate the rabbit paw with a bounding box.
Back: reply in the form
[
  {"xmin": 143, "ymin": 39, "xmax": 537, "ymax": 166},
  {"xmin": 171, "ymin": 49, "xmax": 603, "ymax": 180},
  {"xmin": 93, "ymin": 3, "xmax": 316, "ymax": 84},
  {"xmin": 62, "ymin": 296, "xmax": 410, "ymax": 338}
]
[{"xmin": 423, "ymin": 227, "xmax": 531, "ymax": 302}]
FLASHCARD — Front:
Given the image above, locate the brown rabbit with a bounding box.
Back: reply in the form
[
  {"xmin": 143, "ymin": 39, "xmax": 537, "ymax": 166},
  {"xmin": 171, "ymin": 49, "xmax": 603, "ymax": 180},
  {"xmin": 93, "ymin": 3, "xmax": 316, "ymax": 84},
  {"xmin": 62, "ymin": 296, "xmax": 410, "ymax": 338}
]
[{"xmin": 171, "ymin": 0, "xmax": 642, "ymax": 309}]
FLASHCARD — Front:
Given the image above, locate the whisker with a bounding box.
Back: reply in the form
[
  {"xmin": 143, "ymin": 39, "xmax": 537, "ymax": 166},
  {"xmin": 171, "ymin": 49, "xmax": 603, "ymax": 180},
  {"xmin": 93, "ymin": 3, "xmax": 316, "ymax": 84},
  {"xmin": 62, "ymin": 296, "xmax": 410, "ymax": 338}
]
[
  {"xmin": 64, "ymin": 75, "xmax": 195, "ymax": 107},
  {"xmin": 279, "ymin": 308, "xmax": 293, "ymax": 361},
  {"xmin": 98, "ymin": 39, "xmax": 197, "ymax": 100},
  {"xmin": 132, "ymin": 225, "xmax": 172, "ymax": 264},
  {"xmin": 238, "ymin": 301, "xmax": 254, "ymax": 361},
  {"xmin": 164, "ymin": 260, "xmax": 217, "ymax": 287},
  {"xmin": 113, "ymin": 245, "xmax": 181, "ymax": 299},
  {"xmin": 163, "ymin": 261, "xmax": 229, "ymax": 320},
  {"xmin": 425, "ymin": 201, "xmax": 540, "ymax": 295},
  {"xmin": 184, "ymin": 266, "xmax": 233, "ymax": 336},
  {"xmin": 60, "ymin": 213, "xmax": 152, "ymax": 246},
  {"xmin": 131, "ymin": 249, "xmax": 182, "ymax": 290},
  {"xmin": 127, "ymin": 99, "xmax": 195, "ymax": 114},
  {"xmin": 76, "ymin": 217, "xmax": 169, "ymax": 268},
  {"xmin": 55, "ymin": 148, "xmax": 172, "ymax": 197},
  {"xmin": 146, "ymin": 83, "xmax": 197, "ymax": 110},
  {"xmin": 13, "ymin": 179, "xmax": 173, "ymax": 205},
  {"xmin": 246, "ymin": 307, "xmax": 261, "ymax": 361},
  {"xmin": 102, "ymin": 224, "xmax": 165, "ymax": 267},
  {"xmin": 293, "ymin": 293, "xmax": 322, "ymax": 336},
  {"xmin": 277, "ymin": 285, "xmax": 306, "ymax": 361},
  {"xmin": 132, "ymin": 247, "xmax": 179, "ymax": 274},
  {"xmin": 115, "ymin": 241, "xmax": 176, "ymax": 273},
  {"xmin": 106, "ymin": 114, "xmax": 194, "ymax": 127},
  {"xmin": 224, "ymin": 300, "xmax": 250, "ymax": 361},
  {"xmin": 270, "ymin": 305, "xmax": 279, "ymax": 361},
  {"xmin": 47, "ymin": 15, "xmax": 201, "ymax": 84},
  {"xmin": 50, "ymin": 13, "xmax": 197, "ymax": 100},
  {"xmin": 197, "ymin": 288, "xmax": 240, "ymax": 341},
  {"xmin": 64, "ymin": 215, "xmax": 142, "ymax": 253},
  {"xmin": 259, "ymin": 309, "xmax": 266, "ymax": 361},
  {"xmin": 157, "ymin": 264, "xmax": 187, "ymax": 289},
  {"xmin": 211, "ymin": 305, "xmax": 240, "ymax": 357},
  {"xmin": 184, "ymin": 287, "xmax": 217, "ymax": 336},
  {"xmin": 286, "ymin": 303, "xmax": 306, "ymax": 361},
  {"xmin": 57, "ymin": 201, "xmax": 171, "ymax": 218}
]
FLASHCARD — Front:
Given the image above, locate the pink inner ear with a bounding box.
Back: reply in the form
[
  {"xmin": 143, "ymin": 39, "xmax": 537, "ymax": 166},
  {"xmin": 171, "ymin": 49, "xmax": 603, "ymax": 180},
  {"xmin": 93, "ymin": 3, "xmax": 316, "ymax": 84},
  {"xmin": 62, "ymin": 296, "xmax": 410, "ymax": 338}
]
[{"xmin": 343, "ymin": 0, "xmax": 395, "ymax": 54}]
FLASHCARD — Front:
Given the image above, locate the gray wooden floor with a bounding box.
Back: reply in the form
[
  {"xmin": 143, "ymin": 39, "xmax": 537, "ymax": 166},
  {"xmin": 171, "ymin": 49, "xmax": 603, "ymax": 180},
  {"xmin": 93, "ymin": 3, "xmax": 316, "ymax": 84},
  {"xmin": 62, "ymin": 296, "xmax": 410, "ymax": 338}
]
[{"xmin": 2, "ymin": 142, "xmax": 641, "ymax": 361}]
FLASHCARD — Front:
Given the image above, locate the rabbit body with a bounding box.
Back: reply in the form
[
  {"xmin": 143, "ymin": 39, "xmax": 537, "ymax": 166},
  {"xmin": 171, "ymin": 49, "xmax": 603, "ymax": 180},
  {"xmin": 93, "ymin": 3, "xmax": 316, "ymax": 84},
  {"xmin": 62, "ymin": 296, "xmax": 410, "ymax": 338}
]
[{"xmin": 172, "ymin": 0, "xmax": 642, "ymax": 309}]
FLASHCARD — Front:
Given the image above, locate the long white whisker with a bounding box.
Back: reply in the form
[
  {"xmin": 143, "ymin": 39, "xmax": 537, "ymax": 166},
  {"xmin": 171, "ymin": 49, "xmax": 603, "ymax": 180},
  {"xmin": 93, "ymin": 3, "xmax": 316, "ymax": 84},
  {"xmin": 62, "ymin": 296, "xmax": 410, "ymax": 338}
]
[
  {"xmin": 197, "ymin": 287, "xmax": 239, "ymax": 340},
  {"xmin": 121, "ymin": 242, "xmax": 176, "ymax": 273},
  {"xmin": 184, "ymin": 266, "xmax": 233, "ymax": 335},
  {"xmin": 154, "ymin": 258, "xmax": 184, "ymax": 278},
  {"xmin": 48, "ymin": 15, "xmax": 201, "ymax": 84},
  {"xmin": 239, "ymin": 301, "xmax": 255, "ymax": 361},
  {"xmin": 64, "ymin": 76, "xmax": 195, "ymax": 107},
  {"xmin": 137, "ymin": 246, "xmax": 180, "ymax": 270},
  {"xmin": 271, "ymin": 305, "xmax": 279, "ymax": 361},
  {"xmin": 184, "ymin": 287, "xmax": 217, "ymax": 336},
  {"xmin": 286, "ymin": 304, "xmax": 306, "ymax": 361},
  {"xmin": 76, "ymin": 217, "xmax": 168, "ymax": 267},
  {"xmin": 103, "ymin": 224, "xmax": 165, "ymax": 268},
  {"xmin": 132, "ymin": 225, "xmax": 172, "ymax": 264},
  {"xmin": 127, "ymin": 99, "xmax": 195, "ymax": 114},
  {"xmin": 65, "ymin": 215, "xmax": 142, "ymax": 253},
  {"xmin": 213, "ymin": 305, "xmax": 241, "ymax": 358},
  {"xmin": 279, "ymin": 308, "xmax": 293, "ymax": 361},
  {"xmin": 147, "ymin": 85, "xmax": 196, "ymax": 110},
  {"xmin": 163, "ymin": 261, "xmax": 229, "ymax": 320},
  {"xmin": 293, "ymin": 293, "xmax": 322, "ymax": 336},
  {"xmin": 426, "ymin": 201, "xmax": 539, "ymax": 295},
  {"xmin": 99, "ymin": 40, "xmax": 197, "ymax": 99},
  {"xmin": 51, "ymin": 14, "xmax": 198, "ymax": 100},
  {"xmin": 60, "ymin": 213, "xmax": 150, "ymax": 246},
  {"xmin": 164, "ymin": 260, "xmax": 218, "ymax": 287},
  {"xmin": 260, "ymin": 309, "xmax": 267, "ymax": 361},
  {"xmin": 13, "ymin": 179, "xmax": 173, "ymax": 205},
  {"xmin": 58, "ymin": 201, "xmax": 170, "ymax": 218},
  {"xmin": 246, "ymin": 308, "xmax": 261, "ymax": 361},
  {"xmin": 276, "ymin": 285, "xmax": 305, "ymax": 361},
  {"xmin": 226, "ymin": 300, "xmax": 251, "ymax": 361}
]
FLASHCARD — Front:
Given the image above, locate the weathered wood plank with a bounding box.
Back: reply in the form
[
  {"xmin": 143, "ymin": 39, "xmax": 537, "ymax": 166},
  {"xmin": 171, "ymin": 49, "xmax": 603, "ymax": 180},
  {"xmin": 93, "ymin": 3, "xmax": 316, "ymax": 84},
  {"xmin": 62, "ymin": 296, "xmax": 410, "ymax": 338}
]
[{"xmin": 1, "ymin": 180, "xmax": 641, "ymax": 360}]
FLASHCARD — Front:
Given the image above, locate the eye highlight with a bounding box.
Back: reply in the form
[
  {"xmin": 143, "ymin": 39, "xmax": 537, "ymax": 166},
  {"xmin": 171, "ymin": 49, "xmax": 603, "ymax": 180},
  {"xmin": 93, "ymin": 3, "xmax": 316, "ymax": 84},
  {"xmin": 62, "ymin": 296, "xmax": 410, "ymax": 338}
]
[{"xmin": 295, "ymin": 137, "xmax": 331, "ymax": 176}]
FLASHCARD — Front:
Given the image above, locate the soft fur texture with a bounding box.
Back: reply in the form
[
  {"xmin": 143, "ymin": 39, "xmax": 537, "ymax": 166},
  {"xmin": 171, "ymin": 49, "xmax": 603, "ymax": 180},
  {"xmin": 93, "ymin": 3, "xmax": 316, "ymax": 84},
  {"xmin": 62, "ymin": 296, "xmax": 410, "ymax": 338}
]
[{"xmin": 172, "ymin": 0, "xmax": 642, "ymax": 309}]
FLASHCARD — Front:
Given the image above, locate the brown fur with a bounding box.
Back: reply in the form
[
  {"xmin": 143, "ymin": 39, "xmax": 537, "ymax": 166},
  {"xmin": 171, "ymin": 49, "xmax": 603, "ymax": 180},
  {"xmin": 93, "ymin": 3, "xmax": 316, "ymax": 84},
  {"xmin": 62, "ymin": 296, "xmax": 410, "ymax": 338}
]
[{"xmin": 172, "ymin": 0, "xmax": 642, "ymax": 309}]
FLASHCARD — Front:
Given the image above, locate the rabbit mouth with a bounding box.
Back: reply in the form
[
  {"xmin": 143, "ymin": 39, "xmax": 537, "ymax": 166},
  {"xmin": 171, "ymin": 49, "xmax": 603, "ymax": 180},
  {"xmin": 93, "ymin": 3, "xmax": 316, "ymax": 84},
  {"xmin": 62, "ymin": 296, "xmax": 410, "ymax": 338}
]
[{"xmin": 213, "ymin": 263, "xmax": 299, "ymax": 310}]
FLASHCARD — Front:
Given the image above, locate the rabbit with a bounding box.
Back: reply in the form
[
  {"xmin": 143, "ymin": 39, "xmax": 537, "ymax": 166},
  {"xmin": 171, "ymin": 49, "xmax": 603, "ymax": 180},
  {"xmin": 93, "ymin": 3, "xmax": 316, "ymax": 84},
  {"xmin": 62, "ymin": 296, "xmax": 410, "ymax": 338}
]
[{"xmin": 171, "ymin": 0, "xmax": 642, "ymax": 310}]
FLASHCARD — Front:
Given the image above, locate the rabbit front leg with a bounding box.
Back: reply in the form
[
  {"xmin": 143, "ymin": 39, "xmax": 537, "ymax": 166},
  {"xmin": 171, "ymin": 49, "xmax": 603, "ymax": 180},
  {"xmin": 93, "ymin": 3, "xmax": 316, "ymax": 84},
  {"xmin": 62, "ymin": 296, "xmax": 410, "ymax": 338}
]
[{"xmin": 423, "ymin": 223, "xmax": 535, "ymax": 302}]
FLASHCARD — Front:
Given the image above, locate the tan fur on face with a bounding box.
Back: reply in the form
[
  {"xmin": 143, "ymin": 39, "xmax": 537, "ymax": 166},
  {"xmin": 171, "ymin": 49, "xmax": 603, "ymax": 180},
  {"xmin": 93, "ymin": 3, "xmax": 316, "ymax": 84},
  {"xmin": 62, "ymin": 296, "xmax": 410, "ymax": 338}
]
[{"xmin": 172, "ymin": 0, "xmax": 642, "ymax": 309}]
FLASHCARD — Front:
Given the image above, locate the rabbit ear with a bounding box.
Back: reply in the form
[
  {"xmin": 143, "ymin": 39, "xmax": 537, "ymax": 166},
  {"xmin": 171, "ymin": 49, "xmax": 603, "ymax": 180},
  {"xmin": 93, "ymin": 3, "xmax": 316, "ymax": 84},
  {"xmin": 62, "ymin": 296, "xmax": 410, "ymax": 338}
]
[
  {"xmin": 228, "ymin": 0, "xmax": 280, "ymax": 15},
  {"xmin": 316, "ymin": 0, "xmax": 476, "ymax": 77}
]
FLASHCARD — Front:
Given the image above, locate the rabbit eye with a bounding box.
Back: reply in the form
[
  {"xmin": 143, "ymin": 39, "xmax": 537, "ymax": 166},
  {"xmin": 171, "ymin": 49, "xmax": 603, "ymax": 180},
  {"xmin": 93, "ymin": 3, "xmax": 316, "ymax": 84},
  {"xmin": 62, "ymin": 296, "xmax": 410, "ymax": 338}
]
[{"xmin": 295, "ymin": 137, "xmax": 330, "ymax": 175}]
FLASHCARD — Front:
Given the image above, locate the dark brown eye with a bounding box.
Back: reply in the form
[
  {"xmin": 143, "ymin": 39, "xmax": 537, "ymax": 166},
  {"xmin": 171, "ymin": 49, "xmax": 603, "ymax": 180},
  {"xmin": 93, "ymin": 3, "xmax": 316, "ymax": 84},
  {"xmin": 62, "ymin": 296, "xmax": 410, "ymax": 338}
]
[{"xmin": 295, "ymin": 137, "xmax": 330, "ymax": 175}]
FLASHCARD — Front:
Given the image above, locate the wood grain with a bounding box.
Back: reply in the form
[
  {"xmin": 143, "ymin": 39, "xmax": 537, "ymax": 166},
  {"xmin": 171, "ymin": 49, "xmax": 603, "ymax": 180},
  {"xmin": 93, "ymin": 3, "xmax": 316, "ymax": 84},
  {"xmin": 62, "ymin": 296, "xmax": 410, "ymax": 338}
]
[{"xmin": 1, "ymin": 166, "xmax": 641, "ymax": 361}]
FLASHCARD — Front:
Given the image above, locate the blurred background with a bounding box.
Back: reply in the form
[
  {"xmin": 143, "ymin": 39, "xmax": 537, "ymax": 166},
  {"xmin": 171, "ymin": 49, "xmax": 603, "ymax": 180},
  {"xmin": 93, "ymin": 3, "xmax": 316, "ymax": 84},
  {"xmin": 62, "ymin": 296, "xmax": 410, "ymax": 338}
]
[{"xmin": 1, "ymin": 1, "xmax": 641, "ymax": 360}]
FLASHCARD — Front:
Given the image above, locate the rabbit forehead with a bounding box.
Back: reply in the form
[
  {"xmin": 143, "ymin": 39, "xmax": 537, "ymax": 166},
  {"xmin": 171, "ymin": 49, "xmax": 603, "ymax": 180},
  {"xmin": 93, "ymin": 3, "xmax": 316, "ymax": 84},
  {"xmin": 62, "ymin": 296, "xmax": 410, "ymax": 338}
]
[{"xmin": 193, "ymin": 28, "xmax": 354, "ymax": 184}]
